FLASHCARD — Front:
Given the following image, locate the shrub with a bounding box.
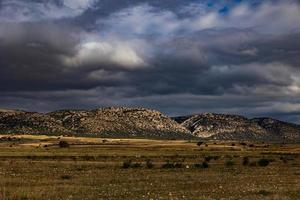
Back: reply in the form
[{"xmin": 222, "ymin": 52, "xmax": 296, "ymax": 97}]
[
  {"xmin": 197, "ymin": 141, "xmax": 204, "ymax": 146},
  {"xmin": 146, "ymin": 159, "xmax": 154, "ymax": 169},
  {"xmin": 162, "ymin": 161, "xmax": 174, "ymax": 169},
  {"xmin": 204, "ymin": 156, "xmax": 213, "ymax": 162},
  {"xmin": 162, "ymin": 161, "xmax": 183, "ymax": 169},
  {"xmin": 249, "ymin": 161, "xmax": 257, "ymax": 167},
  {"xmin": 225, "ymin": 160, "xmax": 235, "ymax": 167},
  {"xmin": 122, "ymin": 160, "xmax": 132, "ymax": 169},
  {"xmin": 195, "ymin": 161, "xmax": 209, "ymax": 168},
  {"xmin": 213, "ymin": 156, "xmax": 220, "ymax": 160},
  {"xmin": 59, "ymin": 141, "xmax": 70, "ymax": 148},
  {"xmin": 258, "ymin": 190, "xmax": 272, "ymax": 196},
  {"xmin": 174, "ymin": 163, "xmax": 183, "ymax": 168},
  {"xmin": 242, "ymin": 157, "xmax": 250, "ymax": 166},
  {"xmin": 131, "ymin": 162, "xmax": 142, "ymax": 168},
  {"xmin": 258, "ymin": 158, "xmax": 270, "ymax": 167},
  {"xmin": 202, "ymin": 161, "xmax": 209, "ymax": 168},
  {"xmin": 60, "ymin": 175, "xmax": 71, "ymax": 180},
  {"xmin": 280, "ymin": 156, "xmax": 288, "ymax": 164}
]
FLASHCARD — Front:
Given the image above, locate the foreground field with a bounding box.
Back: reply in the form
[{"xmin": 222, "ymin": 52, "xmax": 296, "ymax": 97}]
[{"xmin": 0, "ymin": 135, "xmax": 299, "ymax": 200}]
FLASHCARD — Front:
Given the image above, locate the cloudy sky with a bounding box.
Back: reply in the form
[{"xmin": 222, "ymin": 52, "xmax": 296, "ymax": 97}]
[{"xmin": 1, "ymin": 0, "xmax": 300, "ymax": 122}]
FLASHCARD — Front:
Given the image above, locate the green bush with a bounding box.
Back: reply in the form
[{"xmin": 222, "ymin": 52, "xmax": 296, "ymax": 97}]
[
  {"xmin": 131, "ymin": 162, "xmax": 142, "ymax": 168},
  {"xmin": 58, "ymin": 141, "xmax": 70, "ymax": 148},
  {"xmin": 146, "ymin": 159, "xmax": 154, "ymax": 169},
  {"xmin": 197, "ymin": 141, "xmax": 204, "ymax": 146},
  {"xmin": 225, "ymin": 160, "xmax": 235, "ymax": 167},
  {"xmin": 60, "ymin": 175, "xmax": 72, "ymax": 180},
  {"xmin": 242, "ymin": 157, "xmax": 250, "ymax": 166},
  {"xmin": 162, "ymin": 161, "xmax": 183, "ymax": 169},
  {"xmin": 194, "ymin": 161, "xmax": 209, "ymax": 168},
  {"xmin": 249, "ymin": 161, "xmax": 257, "ymax": 167},
  {"xmin": 122, "ymin": 160, "xmax": 132, "ymax": 169},
  {"xmin": 258, "ymin": 190, "xmax": 272, "ymax": 196},
  {"xmin": 258, "ymin": 158, "xmax": 270, "ymax": 167},
  {"xmin": 204, "ymin": 155, "xmax": 220, "ymax": 162}
]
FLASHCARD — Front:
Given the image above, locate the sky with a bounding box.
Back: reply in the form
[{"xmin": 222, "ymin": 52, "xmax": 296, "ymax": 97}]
[{"xmin": 1, "ymin": 0, "xmax": 300, "ymax": 123}]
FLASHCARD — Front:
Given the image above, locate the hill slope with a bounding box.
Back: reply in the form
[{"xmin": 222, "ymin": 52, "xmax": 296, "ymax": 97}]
[
  {"xmin": 0, "ymin": 107, "xmax": 192, "ymax": 139},
  {"xmin": 48, "ymin": 107, "xmax": 192, "ymax": 139},
  {"xmin": 173, "ymin": 113, "xmax": 300, "ymax": 141},
  {"xmin": 0, "ymin": 110, "xmax": 71, "ymax": 135}
]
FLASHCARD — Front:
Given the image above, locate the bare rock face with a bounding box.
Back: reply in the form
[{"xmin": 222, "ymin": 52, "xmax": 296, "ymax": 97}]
[
  {"xmin": 179, "ymin": 113, "xmax": 270, "ymax": 140},
  {"xmin": 0, "ymin": 110, "xmax": 71, "ymax": 135},
  {"xmin": 174, "ymin": 113, "xmax": 300, "ymax": 141},
  {"xmin": 48, "ymin": 107, "xmax": 192, "ymax": 139}
]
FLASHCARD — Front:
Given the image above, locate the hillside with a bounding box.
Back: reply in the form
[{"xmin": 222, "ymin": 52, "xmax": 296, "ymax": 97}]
[
  {"xmin": 0, "ymin": 107, "xmax": 192, "ymax": 139},
  {"xmin": 0, "ymin": 109, "xmax": 71, "ymax": 135},
  {"xmin": 173, "ymin": 113, "xmax": 300, "ymax": 141},
  {"xmin": 48, "ymin": 107, "xmax": 192, "ymax": 139},
  {"xmin": 1, "ymin": 107, "xmax": 300, "ymax": 141}
]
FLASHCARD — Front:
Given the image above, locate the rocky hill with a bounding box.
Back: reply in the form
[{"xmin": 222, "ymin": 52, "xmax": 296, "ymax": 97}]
[
  {"xmin": 0, "ymin": 107, "xmax": 192, "ymax": 139},
  {"xmin": 173, "ymin": 113, "xmax": 300, "ymax": 141},
  {"xmin": 0, "ymin": 109, "xmax": 71, "ymax": 135},
  {"xmin": 251, "ymin": 118, "xmax": 300, "ymax": 141},
  {"xmin": 1, "ymin": 107, "xmax": 300, "ymax": 141}
]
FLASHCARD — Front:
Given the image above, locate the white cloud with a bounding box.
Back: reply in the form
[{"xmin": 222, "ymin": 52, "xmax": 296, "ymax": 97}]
[
  {"xmin": 63, "ymin": 36, "xmax": 147, "ymax": 69},
  {"xmin": 63, "ymin": 0, "xmax": 95, "ymax": 10},
  {"xmin": 99, "ymin": 4, "xmax": 181, "ymax": 37},
  {"xmin": 0, "ymin": 0, "xmax": 95, "ymax": 22},
  {"xmin": 98, "ymin": 1, "xmax": 300, "ymax": 38}
]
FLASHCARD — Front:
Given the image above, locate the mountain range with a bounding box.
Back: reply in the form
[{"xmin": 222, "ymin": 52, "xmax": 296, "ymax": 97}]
[{"xmin": 0, "ymin": 107, "xmax": 299, "ymax": 142}]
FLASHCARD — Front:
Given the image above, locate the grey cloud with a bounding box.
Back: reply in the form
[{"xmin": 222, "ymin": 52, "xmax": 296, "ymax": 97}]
[{"xmin": 0, "ymin": 0, "xmax": 300, "ymax": 123}]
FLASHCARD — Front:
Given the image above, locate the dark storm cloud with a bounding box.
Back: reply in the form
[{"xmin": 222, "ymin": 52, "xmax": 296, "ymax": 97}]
[{"xmin": 1, "ymin": 0, "xmax": 300, "ymax": 123}]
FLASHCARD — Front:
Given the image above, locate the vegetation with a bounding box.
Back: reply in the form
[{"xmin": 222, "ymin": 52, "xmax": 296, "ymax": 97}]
[
  {"xmin": 146, "ymin": 159, "xmax": 154, "ymax": 169},
  {"xmin": 242, "ymin": 156, "xmax": 250, "ymax": 166},
  {"xmin": 258, "ymin": 158, "xmax": 270, "ymax": 167},
  {"xmin": 195, "ymin": 161, "xmax": 209, "ymax": 168},
  {"xmin": 0, "ymin": 135, "xmax": 299, "ymax": 200},
  {"xmin": 225, "ymin": 160, "xmax": 235, "ymax": 167},
  {"xmin": 122, "ymin": 160, "xmax": 133, "ymax": 169},
  {"xmin": 197, "ymin": 141, "xmax": 204, "ymax": 146},
  {"xmin": 58, "ymin": 140, "xmax": 70, "ymax": 148}
]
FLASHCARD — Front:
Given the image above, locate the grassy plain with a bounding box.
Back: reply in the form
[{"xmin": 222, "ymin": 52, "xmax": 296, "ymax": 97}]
[{"xmin": 0, "ymin": 135, "xmax": 299, "ymax": 200}]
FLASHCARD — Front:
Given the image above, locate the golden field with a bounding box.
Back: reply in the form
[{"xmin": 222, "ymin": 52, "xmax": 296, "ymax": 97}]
[{"xmin": 0, "ymin": 135, "xmax": 299, "ymax": 200}]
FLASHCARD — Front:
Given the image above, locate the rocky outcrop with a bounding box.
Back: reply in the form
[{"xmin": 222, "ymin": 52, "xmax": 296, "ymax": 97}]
[{"xmin": 174, "ymin": 113, "xmax": 300, "ymax": 141}]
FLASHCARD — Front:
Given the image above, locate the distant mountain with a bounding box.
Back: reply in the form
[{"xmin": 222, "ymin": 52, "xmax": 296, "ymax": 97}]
[
  {"xmin": 173, "ymin": 113, "xmax": 300, "ymax": 141},
  {"xmin": 1, "ymin": 107, "xmax": 300, "ymax": 141},
  {"xmin": 0, "ymin": 107, "xmax": 192, "ymax": 139}
]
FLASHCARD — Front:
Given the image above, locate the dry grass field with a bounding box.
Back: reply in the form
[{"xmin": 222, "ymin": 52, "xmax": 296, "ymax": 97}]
[{"xmin": 0, "ymin": 135, "xmax": 299, "ymax": 200}]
